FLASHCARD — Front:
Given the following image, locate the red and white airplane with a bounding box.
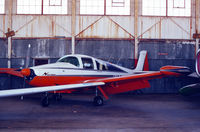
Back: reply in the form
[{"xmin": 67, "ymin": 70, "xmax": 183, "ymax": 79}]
[{"xmin": 0, "ymin": 50, "xmax": 191, "ymax": 106}]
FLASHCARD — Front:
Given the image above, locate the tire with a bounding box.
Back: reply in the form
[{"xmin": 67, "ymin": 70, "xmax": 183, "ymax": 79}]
[
  {"xmin": 93, "ymin": 96, "xmax": 104, "ymax": 106},
  {"xmin": 41, "ymin": 96, "xmax": 49, "ymax": 107}
]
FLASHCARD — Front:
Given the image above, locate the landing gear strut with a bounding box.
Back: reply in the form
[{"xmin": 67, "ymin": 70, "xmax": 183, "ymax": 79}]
[
  {"xmin": 53, "ymin": 93, "xmax": 62, "ymax": 101},
  {"xmin": 41, "ymin": 93, "xmax": 49, "ymax": 107},
  {"xmin": 93, "ymin": 96, "xmax": 104, "ymax": 106},
  {"xmin": 93, "ymin": 87, "xmax": 104, "ymax": 106}
]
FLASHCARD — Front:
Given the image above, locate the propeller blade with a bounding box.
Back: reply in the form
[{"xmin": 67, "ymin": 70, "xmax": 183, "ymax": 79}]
[{"xmin": 25, "ymin": 44, "xmax": 31, "ymax": 68}]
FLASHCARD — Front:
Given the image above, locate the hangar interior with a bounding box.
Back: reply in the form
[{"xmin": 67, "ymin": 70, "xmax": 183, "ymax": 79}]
[{"xmin": 0, "ymin": 0, "xmax": 199, "ymax": 93}]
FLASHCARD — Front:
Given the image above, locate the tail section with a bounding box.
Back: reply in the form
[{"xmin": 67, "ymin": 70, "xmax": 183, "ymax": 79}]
[
  {"xmin": 196, "ymin": 49, "xmax": 200, "ymax": 76},
  {"xmin": 134, "ymin": 50, "xmax": 149, "ymax": 71}
]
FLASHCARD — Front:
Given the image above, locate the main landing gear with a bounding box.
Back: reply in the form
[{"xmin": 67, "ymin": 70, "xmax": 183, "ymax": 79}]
[
  {"xmin": 53, "ymin": 93, "xmax": 62, "ymax": 101},
  {"xmin": 40, "ymin": 87, "xmax": 104, "ymax": 107},
  {"xmin": 93, "ymin": 96, "xmax": 104, "ymax": 106},
  {"xmin": 93, "ymin": 87, "xmax": 104, "ymax": 106}
]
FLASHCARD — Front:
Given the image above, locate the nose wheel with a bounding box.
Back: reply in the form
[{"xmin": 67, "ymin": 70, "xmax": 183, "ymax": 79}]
[
  {"xmin": 93, "ymin": 96, "xmax": 104, "ymax": 106},
  {"xmin": 41, "ymin": 93, "xmax": 49, "ymax": 107},
  {"xmin": 41, "ymin": 96, "xmax": 49, "ymax": 107}
]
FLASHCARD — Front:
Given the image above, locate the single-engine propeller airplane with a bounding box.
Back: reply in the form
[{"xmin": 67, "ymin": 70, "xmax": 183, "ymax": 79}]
[{"xmin": 0, "ymin": 50, "xmax": 191, "ymax": 107}]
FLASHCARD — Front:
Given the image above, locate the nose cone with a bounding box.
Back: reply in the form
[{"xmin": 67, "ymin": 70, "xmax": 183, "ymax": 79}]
[{"xmin": 21, "ymin": 68, "xmax": 31, "ymax": 76}]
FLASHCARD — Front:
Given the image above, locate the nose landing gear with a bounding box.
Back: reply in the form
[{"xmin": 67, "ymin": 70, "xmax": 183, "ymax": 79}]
[
  {"xmin": 53, "ymin": 93, "xmax": 62, "ymax": 101},
  {"xmin": 41, "ymin": 95, "xmax": 49, "ymax": 107}
]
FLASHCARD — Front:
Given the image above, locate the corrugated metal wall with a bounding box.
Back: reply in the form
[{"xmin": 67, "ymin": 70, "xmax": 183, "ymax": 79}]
[
  {"xmin": 0, "ymin": 39, "xmax": 196, "ymax": 93},
  {"xmin": 0, "ymin": 0, "xmax": 198, "ymax": 93}
]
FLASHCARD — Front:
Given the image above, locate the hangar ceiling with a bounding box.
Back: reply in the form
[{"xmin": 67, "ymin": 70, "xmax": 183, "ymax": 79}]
[{"xmin": 0, "ymin": 0, "xmax": 197, "ymax": 39}]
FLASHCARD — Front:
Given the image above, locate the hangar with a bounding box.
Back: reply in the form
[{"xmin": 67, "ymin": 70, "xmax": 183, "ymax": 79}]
[
  {"xmin": 0, "ymin": 0, "xmax": 200, "ymax": 131},
  {"xmin": 0, "ymin": 0, "xmax": 197, "ymax": 93}
]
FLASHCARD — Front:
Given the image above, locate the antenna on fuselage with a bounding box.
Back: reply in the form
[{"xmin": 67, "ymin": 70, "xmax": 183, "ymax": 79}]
[
  {"xmin": 116, "ymin": 49, "xmax": 123, "ymax": 65},
  {"xmin": 108, "ymin": 49, "xmax": 114, "ymax": 63}
]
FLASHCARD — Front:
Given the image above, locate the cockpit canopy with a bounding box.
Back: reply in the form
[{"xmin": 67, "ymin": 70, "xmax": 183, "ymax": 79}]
[{"xmin": 57, "ymin": 55, "xmax": 127, "ymax": 73}]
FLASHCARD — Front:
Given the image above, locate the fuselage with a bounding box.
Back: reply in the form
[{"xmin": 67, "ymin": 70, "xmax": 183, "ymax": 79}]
[{"xmin": 25, "ymin": 54, "xmax": 140, "ymax": 88}]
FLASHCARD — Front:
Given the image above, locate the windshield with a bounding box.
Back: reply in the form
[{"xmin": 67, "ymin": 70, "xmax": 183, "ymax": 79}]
[{"xmin": 57, "ymin": 56, "xmax": 79, "ymax": 67}]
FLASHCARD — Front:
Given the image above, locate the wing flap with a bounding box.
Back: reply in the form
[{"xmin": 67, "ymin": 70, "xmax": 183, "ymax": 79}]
[
  {"xmin": 86, "ymin": 72, "xmax": 162, "ymax": 96},
  {"xmin": 0, "ymin": 82, "xmax": 105, "ymax": 97},
  {"xmin": 103, "ymin": 80, "xmax": 150, "ymax": 95}
]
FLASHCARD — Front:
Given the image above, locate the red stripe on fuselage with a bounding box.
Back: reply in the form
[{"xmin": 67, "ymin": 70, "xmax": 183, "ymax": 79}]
[{"xmin": 28, "ymin": 76, "xmax": 105, "ymax": 87}]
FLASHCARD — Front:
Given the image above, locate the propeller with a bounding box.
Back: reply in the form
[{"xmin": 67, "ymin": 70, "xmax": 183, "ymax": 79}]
[{"xmin": 25, "ymin": 44, "xmax": 31, "ymax": 68}]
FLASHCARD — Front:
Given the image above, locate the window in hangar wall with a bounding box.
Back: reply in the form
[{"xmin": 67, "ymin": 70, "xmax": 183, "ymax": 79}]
[
  {"xmin": 142, "ymin": 0, "xmax": 191, "ymax": 16},
  {"xmin": 34, "ymin": 58, "xmax": 49, "ymax": 66},
  {"xmin": 17, "ymin": 0, "xmax": 68, "ymax": 14},
  {"xmin": 0, "ymin": 0, "xmax": 5, "ymax": 14},
  {"xmin": 17, "ymin": 0, "xmax": 42, "ymax": 14},
  {"xmin": 43, "ymin": 0, "xmax": 68, "ymax": 14},
  {"xmin": 80, "ymin": 0, "xmax": 130, "ymax": 15}
]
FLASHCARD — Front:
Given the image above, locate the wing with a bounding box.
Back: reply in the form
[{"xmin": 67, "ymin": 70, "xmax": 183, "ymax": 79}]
[
  {"xmin": 85, "ymin": 65, "xmax": 192, "ymax": 97},
  {"xmin": 0, "ymin": 68, "xmax": 23, "ymax": 78},
  {"xmin": 0, "ymin": 82, "xmax": 105, "ymax": 97},
  {"xmin": 90, "ymin": 65, "xmax": 192, "ymax": 84}
]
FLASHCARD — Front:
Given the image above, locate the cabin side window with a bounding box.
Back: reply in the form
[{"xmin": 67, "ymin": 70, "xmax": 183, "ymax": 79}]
[
  {"xmin": 96, "ymin": 61, "xmax": 108, "ymax": 71},
  {"xmin": 82, "ymin": 58, "xmax": 94, "ymax": 69},
  {"xmin": 58, "ymin": 57, "xmax": 80, "ymax": 67}
]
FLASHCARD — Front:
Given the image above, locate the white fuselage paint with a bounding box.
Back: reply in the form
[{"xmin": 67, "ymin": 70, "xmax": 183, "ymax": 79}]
[
  {"xmin": 27, "ymin": 51, "xmax": 148, "ymax": 80},
  {"xmin": 30, "ymin": 54, "xmax": 135, "ymax": 77}
]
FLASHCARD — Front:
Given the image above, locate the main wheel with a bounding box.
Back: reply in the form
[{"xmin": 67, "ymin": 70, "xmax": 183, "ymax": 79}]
[
  {"xmin": 93, "ymin": 96, "xmax": 104, "ymax": 106},
  {"xmin": 41, "ymin": 96, "xmax": 49, "ymax": 107}
]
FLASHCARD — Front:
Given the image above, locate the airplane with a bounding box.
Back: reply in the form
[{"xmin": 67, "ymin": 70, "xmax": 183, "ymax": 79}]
[
  {"xmin": 179, "ymin": 49, "xmax": 200, "ymax": 96},
  {"xmin": 0, "ymin": 50, "xmax": 191, "ymax": 107}
]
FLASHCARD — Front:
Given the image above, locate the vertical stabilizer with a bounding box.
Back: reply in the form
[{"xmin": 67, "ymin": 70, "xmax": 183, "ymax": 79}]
[{"xmin": 134, "ymin": 50, "xmax": 148, "ymax": 71}]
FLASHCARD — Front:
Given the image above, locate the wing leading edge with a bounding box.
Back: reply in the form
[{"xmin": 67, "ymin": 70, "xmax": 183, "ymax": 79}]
[{"xmin": 0, "ymin": 82, "xmax": 105, "ymax": 97}]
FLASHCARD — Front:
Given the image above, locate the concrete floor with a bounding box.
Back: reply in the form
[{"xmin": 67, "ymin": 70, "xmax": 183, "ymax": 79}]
[{"xmin": 0, "ymin": 94, "xmax": 200, "ymax": 132}]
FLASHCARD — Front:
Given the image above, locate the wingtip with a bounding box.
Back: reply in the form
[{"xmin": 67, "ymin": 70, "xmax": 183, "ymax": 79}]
[{"xmin": 160, "ymin": 66, "xmax": 192, "ymax": 76}]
